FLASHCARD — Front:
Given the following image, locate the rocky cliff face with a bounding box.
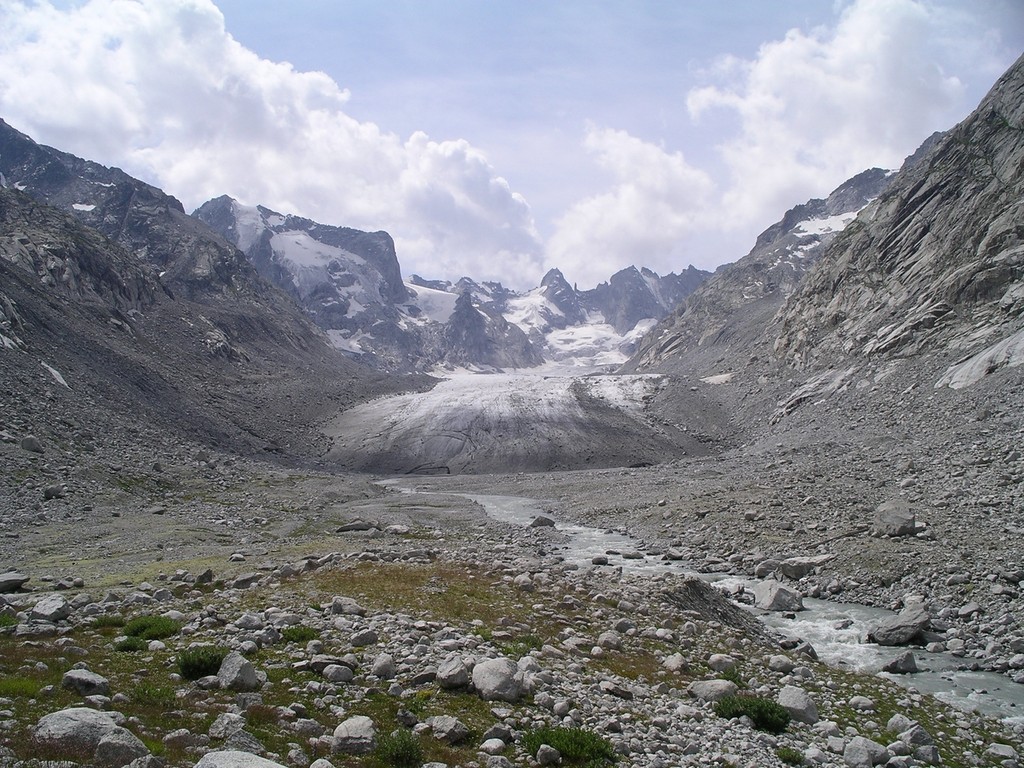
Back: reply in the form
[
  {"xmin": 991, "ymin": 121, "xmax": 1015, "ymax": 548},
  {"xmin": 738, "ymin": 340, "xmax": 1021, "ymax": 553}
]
[
  {"xmin": 629, "ymin": 167, "xmax": 893, "ymax": 372},
  {"xmin": 0, "ymin": 129, "xmax": 406, "ymax": 462},
  {"xmin": 773, "ymin": 54, "xmax": 1024, "ymax": 391},
  {"xmin": 0, "ymin": 120, "xmax": 259, "ymax": 300}
]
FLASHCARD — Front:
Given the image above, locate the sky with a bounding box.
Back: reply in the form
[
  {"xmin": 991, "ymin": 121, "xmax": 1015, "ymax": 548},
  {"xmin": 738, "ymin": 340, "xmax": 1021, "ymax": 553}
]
[{"xmin": 0, "ymin": 1, "xmax": 1022, "ymax": 290}]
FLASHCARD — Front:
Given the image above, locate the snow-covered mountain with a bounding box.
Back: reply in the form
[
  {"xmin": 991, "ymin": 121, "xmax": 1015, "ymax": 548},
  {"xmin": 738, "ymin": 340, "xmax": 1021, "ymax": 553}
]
[{"xmin": 195, "ymin": 195, "xmax": 711, "ymax": 372}]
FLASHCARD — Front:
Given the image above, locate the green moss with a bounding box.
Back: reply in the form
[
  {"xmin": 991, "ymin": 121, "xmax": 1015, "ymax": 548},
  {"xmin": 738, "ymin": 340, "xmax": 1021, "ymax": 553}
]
[
  {"xmin": 777, "ymin": 745, "xmax": 804, "ymax": 765},
  {"xmin": 280, "ymin": 625, "xmax": 318, "ymax": 644}
]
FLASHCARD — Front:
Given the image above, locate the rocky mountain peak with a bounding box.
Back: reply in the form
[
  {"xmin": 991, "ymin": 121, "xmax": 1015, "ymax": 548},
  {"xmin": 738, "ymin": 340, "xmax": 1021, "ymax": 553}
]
[{"xmin": 773, "ymin": 51, "xmax": 1024, "ymax": 389}]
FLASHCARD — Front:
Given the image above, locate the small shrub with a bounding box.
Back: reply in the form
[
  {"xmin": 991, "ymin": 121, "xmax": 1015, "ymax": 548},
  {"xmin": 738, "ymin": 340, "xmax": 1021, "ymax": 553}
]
[
  {"xmin": 280, "ymin": 625, "xmax": 318, "ymax": 644},
  {"xmin": 115, "ymin": 636, "xmax": 148, "ymax": 652},
  {"xmin": 374, "ymin": 729, "xmax": 423, "ymax": 768},
  {"xmin": 521, "ymin": 726, "xmax": 616, "ymax": 766},
  {"xmin": 0, "ymin": 614, "xmax": 17, "ymax": 629},
  {"xmin": 91, "ymin": 614, "xmax": 126, "ymax": 629},
  {"xmin": 125, "ymin": 615, "xmax": 181, "ymax": 640},
  {"xmin": 714, "ymin": 694, "xmax": 791, "ymax": 734},
  {"xmin": 777, "ymin": 745, "xmax": 804, "ymax": 765},
  {"xmin": 176, "ymin": 645, "xmax": 229, "ymax": 680}
]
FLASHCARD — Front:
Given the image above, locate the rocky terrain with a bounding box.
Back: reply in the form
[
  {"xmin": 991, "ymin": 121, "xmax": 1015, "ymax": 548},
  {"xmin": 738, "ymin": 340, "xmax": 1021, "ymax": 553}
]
[{"xmin": 1, "ymin": 44, "xmax": 1023, "ymax": 768}]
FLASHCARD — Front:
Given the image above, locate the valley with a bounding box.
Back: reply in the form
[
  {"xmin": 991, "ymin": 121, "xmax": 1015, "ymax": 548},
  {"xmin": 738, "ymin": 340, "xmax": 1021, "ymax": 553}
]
[{"xmin": 1, "ymin": 48, "xmax": 1023, "ymax": 768}]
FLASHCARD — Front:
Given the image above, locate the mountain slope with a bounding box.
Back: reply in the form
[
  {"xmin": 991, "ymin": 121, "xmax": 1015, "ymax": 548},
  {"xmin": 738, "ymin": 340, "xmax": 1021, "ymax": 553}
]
[
  {"xmin": 773, "ymin": 54, "xmax": 1024, "ymax": 389},
  {"xmin": 628, "ymin": 167, "xmax": 893, "ymax": 373}
]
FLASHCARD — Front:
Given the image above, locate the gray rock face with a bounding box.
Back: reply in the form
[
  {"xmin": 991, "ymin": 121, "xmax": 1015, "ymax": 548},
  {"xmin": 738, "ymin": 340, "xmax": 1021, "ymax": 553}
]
[
  {"xmin": 843, "ymin": 735, "xmax": 889, "ymax": 767},
  {"xmin": 437, "ymin": 656, "xmax": 470, "ymax": 689},
  {"xmin": 686, "ymin": 679, "xmax": 738, "ymax": 702},
  {"xmin": 62, "ymin": 669, "xmax": 111, "ymax": 697},
  {"xmin": 427, "ymin": 714, "xmax": 470, "ymax": 745},
  {"xmin": 33, "ymin": 707, "xmax": 148, "ymax": 767},
  {"xmin": 194, "ymin": 751, "xmax": 288, "ymax": 768},
  {"xmin": 774, "ymin": 54, "xmax": 1024, "ymax": 383},
  {"xmin": 753, "ymin": 580, "xmax": 804, "ymax": 612},
  {"xmin": 630, "ymin": 167, "xmax": 891, "ymax": 371},
  {"xmin": 778, "ymin": 685, "xmax": 819, "ymax": 724},
  {"xmin": 217, "ymin": 652, "xmax": 259, "ymax": 692},
  {"xmin": 871, "ymin": 500, "xmax": 916, "ymax": 538},
  {"xmin": 867, "ymin": 604, "xmax": 931, "ymax": 646},
  {"xmin": 472, "ymin": 657, "xmax": 524, "ymax": 702},
  {"xmin": 31, "ymin": 594, "xmax": 71, "ymax": 622},
  {"xmin": 0, "ymin": 571, "xmax": 29, "ymax": 593},
  {"xmin": 332, "ymin": 715, "xmax": 376, "ymax": 754}
]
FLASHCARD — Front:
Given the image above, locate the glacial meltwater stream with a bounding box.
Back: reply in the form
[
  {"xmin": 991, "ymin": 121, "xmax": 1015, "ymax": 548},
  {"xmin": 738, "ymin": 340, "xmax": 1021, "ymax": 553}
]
[{"xmin": 385, "ymin": 482, "xmax": 1024, "ymax": 725}]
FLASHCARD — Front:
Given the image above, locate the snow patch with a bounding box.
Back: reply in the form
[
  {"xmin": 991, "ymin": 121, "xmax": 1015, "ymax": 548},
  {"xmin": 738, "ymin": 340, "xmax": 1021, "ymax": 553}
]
[
  {"xmin": 793, "ymin": 212, "xmax": 857, "ymax": 237},
  {"xmin": 405, "ymin": 282, "xmax": 458, "ymax": 323},
  {"xmin": 326, "ymin": 329, "xmax": 367, "ymax": 355},
  {"xmin": 935, "ymin": 327, "xmax": 1024, "ymax": 389},
  {"xmin": 230, "ymin": 200, "xmax": 266, "ymax": 253},
  {"xmin": 700, "ymin": 373, "xmax": 734, "ymax": 385},
  {"xmin": 72, "ymin": 203, "xmax": 95, "ymax": 212},
  {"xmin": 41, "ymin": 361, "xmax": 69, "ymax": 388}
]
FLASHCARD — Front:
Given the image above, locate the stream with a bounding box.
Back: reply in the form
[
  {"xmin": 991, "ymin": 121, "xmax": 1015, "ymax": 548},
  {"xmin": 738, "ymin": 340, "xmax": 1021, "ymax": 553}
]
[{"xmin": 385, "ymin": 482, "xmax": 1024, "ymax": 725}]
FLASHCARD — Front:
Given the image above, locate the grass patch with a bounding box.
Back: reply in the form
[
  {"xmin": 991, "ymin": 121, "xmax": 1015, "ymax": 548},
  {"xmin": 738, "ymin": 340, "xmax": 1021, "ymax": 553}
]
[
  {"xmin": 498, "ymin": 634, "xmax": 542, "ymax": 658},
  {"xmin": 131, "ymin": 680, "xmax": 177, "ymax": 709},
  {"xmin": 0, "ymin": 677, "xmax": 41, "ymax": 697},
  {"xmin": 280, "ymin": 625, "xmax": 318, "ymax": 644},
  {"xmin": 714, "ymin": 694, "xmax": 791, "ymax": 734},
  {"xmin": 177, "ymin": 646, "xmax": 229, "ymax": 680},
  {"xmin": 0, "ymin": 614, "xmax": 17, "ymax": 629},
  {"xmin": 91, "ymin": 614, "xmax": 126, "ymax": 629},
  {"xmin": 521, "ymin": 726, "xmax": 616, "ymax": 767},
  {"xmin": 124, "ymin": 615, "xmax": 181, "ymax": 640}
]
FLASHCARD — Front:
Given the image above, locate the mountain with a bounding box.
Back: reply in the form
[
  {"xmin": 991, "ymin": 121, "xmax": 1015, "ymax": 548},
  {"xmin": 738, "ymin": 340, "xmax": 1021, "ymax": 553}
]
[
  {"xmin": 196, "ymin": 195, "xmax": 711, "ymax": 371},
  {"xmin": 0, "ymin": 121, "xmax": 410, "ymax": 464},
  {"xmin": 628, "ymin": 167, "xmax": 894, "ymax": 373},
  {"xmin": 628, "ymin": 52, "xmax": 1024, "ymax": 441}
]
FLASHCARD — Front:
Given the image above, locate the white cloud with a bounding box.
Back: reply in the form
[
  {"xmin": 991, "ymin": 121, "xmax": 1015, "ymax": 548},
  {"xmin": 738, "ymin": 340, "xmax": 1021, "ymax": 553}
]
[
  {"xmin": 685, "ymin": 0, "xmax": 968, "ymax": 230},
  {"xmin": 0, "ymin": 0, "xmax": 543, "ymax": 286},
  {"xmin": 546, "ymin": 126, "xmax": 713, "ymax": 289}
]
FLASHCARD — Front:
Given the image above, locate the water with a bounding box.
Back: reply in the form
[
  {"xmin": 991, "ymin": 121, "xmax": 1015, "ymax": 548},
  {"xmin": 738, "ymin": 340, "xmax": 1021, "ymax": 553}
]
[{"xmin": 385, "ymin": 481, "xmax": 1024, "ymax": 724}]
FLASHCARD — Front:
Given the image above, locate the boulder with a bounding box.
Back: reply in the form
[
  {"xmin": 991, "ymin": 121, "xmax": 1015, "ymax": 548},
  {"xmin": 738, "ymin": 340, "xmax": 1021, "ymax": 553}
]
[
  {"xmin": 194, "ymin": 751, "xmax": 288, "ymax": 768},
  {"xmin": 33, "ymin": 707, "xmax": 148, "ymax": 767},
  {"xmin": 843, "ymin": 736, "xmax": 889, "ymax": 767},
  {"xmin": 0, "ymin": 571, "xmax": 29, "ymax": 593},
  {"xmin": 437, "ymin": 656, "xmax": 470, "ymax": 689},
  {"xmin": 63, "ymin": 669, "xmax": 111, "ymax": 697},
  {"xmin": 427, "ymin": 715, "xmax": 470, "ymax": 745},
  {"xmin": 871, "ymin": 500, "xmax": 916, "ymax": 538},
  {"xmin": 332, "ymin": 715, "xmax": 376, "ymax": 754},
  {"xmin": 778, "ymin": 685, "xmax": 819, "ymax": 724},
  {"xmin": 686, "ymin": 679, "xmax": 738, "ymax": 702},
  {"xmin": 217, "ymin": 652, "xmax": 259, "ymax": 692},
  {"xmin": 529, "ymin": 515, "xmax": 556, "ymax": 528},
  {"xmin": 867, "ymin": 604, "xmax": 930, "ymax": 646},
  {"xmin": 31, "ymin": 594, "xmax": 72, "ymax": 622},
  {"xmin": 370, "ymin": 653, "xmax": 396, "ymax": 680},
  {"xmin": 753, "ymin": 580, "xmax": 804, "ymax": 611},
  {"xmin": 778, "ymin": 554, "xmax": 836, "ymax": 579},
  {"xmin": 881, "ymin": 650, "xmax": 918, "ymax": 674},
  {"xmin": 472, "ymin": 657, "xmax": 523, "ymax": 702}
]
